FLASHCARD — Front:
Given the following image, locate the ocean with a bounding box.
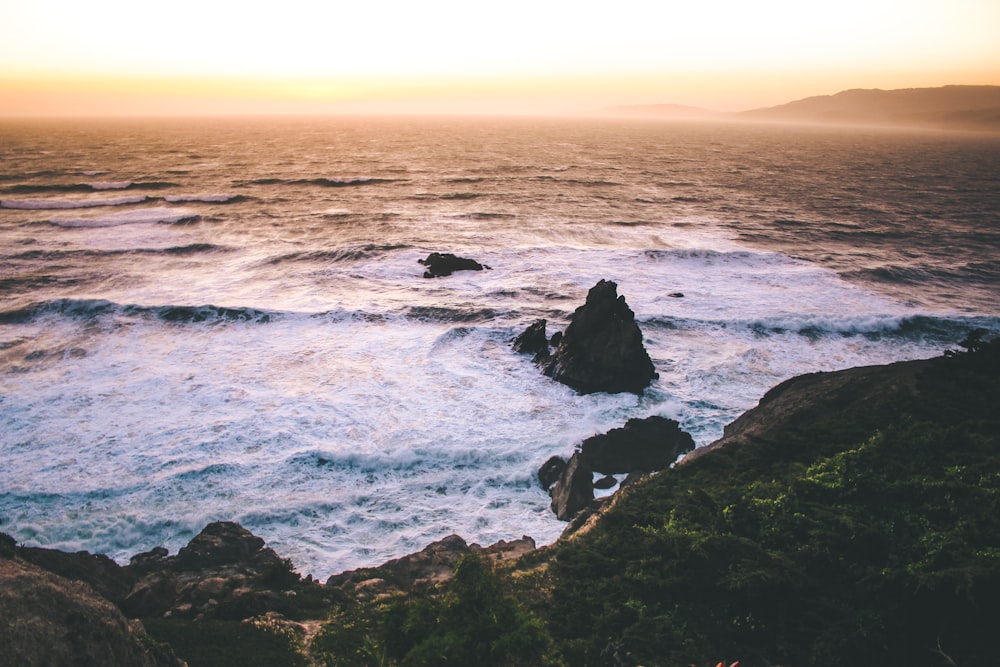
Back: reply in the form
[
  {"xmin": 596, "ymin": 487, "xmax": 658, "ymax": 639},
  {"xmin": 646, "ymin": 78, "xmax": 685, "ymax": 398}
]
[{"xmin": 1, "ymin": 116, "xmax": 998, "ymax": 578}]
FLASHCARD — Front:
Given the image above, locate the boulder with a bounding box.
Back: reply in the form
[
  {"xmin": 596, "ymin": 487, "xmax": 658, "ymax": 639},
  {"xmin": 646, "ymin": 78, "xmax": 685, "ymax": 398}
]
[
  {"xmin": 579, "ymin": 416, "xmax": 695, "ymax": 474},
  {"xmin": 418, "ymin": 252, "xmax": 488, "ymax": 278},
  {"xmin": 543, "ymin": 279, "xmax": 657, "ymax": 394},
  {"xmin": 550, "ymin": 454, "xmax": 595, "ymax": 521}
]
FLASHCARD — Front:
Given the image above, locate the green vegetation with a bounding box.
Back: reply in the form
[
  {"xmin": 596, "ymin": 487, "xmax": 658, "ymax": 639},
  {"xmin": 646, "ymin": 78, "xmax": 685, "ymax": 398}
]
[
  {"xmin": 313, "ymin": 553, "xmax": 562, "ymax": 666},
  {"xmin": 543, "ymin": 336, "xmax": 1000, "ymax": 666},
  {"xmin": 142, "ymin": 617, "xmax": 309, "ymax": 667}
]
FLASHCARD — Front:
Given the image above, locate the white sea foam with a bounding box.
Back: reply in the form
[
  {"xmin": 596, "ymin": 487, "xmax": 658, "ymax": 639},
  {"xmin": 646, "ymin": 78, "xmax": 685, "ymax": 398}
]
[
  {"xmin": 1, "ymin": 195, "xmax": 148, "ymax": 210},
  {"xmin": 49, "ymin": 207, "xmax": 199, "ymax": 227}
]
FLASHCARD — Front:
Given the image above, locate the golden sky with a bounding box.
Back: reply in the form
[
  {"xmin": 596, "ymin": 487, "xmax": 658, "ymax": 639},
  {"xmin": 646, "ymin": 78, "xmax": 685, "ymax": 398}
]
[{"xmin": 1, "ymin": 0, "xmax": 998, "ymax": 116}]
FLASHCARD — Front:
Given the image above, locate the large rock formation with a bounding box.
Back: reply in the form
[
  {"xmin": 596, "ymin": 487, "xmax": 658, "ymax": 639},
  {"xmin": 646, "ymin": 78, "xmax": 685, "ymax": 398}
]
[
  {"xmin": 540, "ymin": 416, "xmax": 695, "ymax": 521},
  {"xmin": 515, "ymin": 280, "xmax": 657, "ymax": 394},
  {"xmin": 580, "ymin": 416, "xmax": 695, "ymax": 474}
]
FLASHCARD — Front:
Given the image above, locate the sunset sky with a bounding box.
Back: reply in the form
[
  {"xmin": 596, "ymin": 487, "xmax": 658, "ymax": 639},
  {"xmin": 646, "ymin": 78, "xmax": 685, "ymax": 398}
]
[{"xmin": 1, "ymin": 0, "xmax": 998, "ymax": 116}]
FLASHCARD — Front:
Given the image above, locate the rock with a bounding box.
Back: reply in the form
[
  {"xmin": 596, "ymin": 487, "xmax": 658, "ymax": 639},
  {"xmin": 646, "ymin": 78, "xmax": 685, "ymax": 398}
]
[
  {"xmin": 550, "ymin": 453, "xmax": 595, "ymax": 521},
  {"xmin": 594, "ymin": 475, "xmax": 618, "ymax": 490},
  {"xmin": 513, "ymin": 319, "xmax": 552, "ymax": 364},
  {"xmin": 538, "ymin": 455, "xmax": 567, "ymax": 491},
  {"xmin": 0, "ymin": 558, "xmax": 182, "ymax": 667},
  {"xmin": 172, "ymin": 521, "xmax": 267, "ymax": 570},
  {"xmin": 121, "ymin": 521, "xmax": 304, "ymax": 621},
  {"xmin": 418, "ymin": 252, "xmax": 489, "ymax": 278},
  {"xmin": 543, "ymin": 279, "xmax": 658, "ymax": 394},
  {"xmin": 579, "ymin": 416, "xmax": 695, "ymax": 474},
  {"xmin": 16, "ymin": 543, "xmax": 135, "ymax": 607}
]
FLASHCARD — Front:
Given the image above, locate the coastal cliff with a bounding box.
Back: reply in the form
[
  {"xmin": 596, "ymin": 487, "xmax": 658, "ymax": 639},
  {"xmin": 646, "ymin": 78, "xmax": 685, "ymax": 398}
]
[{"xmin": 3, "ymin": 336, "xmax": 998, "ymax": 666}]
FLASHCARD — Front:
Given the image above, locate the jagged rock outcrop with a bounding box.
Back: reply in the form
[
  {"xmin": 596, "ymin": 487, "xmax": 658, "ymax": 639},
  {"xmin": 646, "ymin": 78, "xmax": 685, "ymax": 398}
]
[
  {"xmin": 121, "ymin": 521, "xmax": 310, "ymax": 620},
  {"xmin": 418, "ymin": 252, "xmax": 489, "ymax": 278},
  {"xmin": 0, "ymin": 557, "xmax": 182, "ymax": 667},
  {"xmin": 527, "ymin": 279, "xmax": 657, "ymax": 394},
  {"xmin": 541, "ymin": 416, "xmax": 695, "ymax": 521},
  {"xmin": 512, "ymin": 318, "xmax": 552, "ymax": 364}
]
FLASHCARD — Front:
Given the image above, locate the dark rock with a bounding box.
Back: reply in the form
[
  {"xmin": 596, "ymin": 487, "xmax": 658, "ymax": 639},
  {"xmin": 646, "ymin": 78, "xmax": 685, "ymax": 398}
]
[
  {"xmin": 669, "ymin": 292, "xmax": 684, "ymax": 298},
  {"xmin": 513, "ymin": 318, "xmax": 552, "ymax": 364},
  {"xmin": 0, "ymin": 558, "xmax": 182, "ymax": 666},
  {"xmin": 593, "ymin": 475, "xmax": 618, "ymax": 490},
  {"xmin": 0, "ymin": 532, "xmax": 15, "ymax": 558},
  {"xmin": 120, "ymin": 521, "xmax": 303, "ymax": 621},
  {"xmin": 579, "ymin": 416, "xmax": 695, "ymax": 475},
  {"xmin": 543, "ymin": 279, "xmax": 658, "ymax": 394},
  {"xmin": 538, "ymin": 455, "xmax": 567, "ymax": 491},
  {"xmin": 549, "ymin": 330, "xmax": 563, "ymax": 347},
  {"xmin": 173, "ymin": 521, "xmax": 267, "ymax": 571},
  {"xmin": 17, "ymin": 543, "xmax": 135, "ymax": 606},
  {"xmin": 327, "ymin": 534, "xmax": 473, "ymax": 597},
  {"xmin": 418, "ymin": 252, "xmax": 489, "ymax": 278},
  {"xmin": 550, "ymin": 453, "xmax": 595, "ymax": 521}
]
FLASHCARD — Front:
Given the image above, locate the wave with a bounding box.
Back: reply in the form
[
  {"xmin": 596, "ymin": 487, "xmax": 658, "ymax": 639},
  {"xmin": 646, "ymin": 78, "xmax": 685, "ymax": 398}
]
[
  {"xmin": 238, "ymin": 177, "xmax": 403, "ymax": 188},
  {"xmin": 1, "ymin": 181, "xmax": 178, "ymax": 194},
  {"xmin": 0, "ymin": 195, "xmax": 150, "ymax": 210},
  {"xmin": 48, "ymin": 207, "xmax": 200, "ymax": 227},
  {"xmin": 843, "ymin": 263, "xmax": 1000, "ymax": 287},
  {"xmin": 444, "ymin": 212, "xmax": 517, "ymax": 220},
  {"xmin": 0, "ymin": 298, "xmax": 276, "ymax": 325},
  {"xmin": 163, "ymin": 194, "xmax": 247, "ymax": 204},
  {"xmin": 7, "ymin": 244, "xmax": 226, "ymax": 261},
  {"xmin": 265, "ymin": 243, "xmax": 411, "ymax": 265},
  {"xmin": 643, "ymin": 313, "xmax": 999, "ymax": 342},
  {"xmin": 404, "ymin": 306, "xmax": 507, "ymax": 323}
]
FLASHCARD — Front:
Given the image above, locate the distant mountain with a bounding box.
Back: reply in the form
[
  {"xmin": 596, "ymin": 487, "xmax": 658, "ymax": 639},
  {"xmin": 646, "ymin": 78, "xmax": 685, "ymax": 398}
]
[
  {"xmin": 598, "ymin": 103, "xmax": 723, "ymax": 121},
  {"xmin": 739, "ymin": 85, "xmax": 1000, "ymax": 131}
]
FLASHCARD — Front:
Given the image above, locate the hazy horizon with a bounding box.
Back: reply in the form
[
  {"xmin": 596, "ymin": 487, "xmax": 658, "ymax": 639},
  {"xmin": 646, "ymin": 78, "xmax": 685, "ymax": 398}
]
[{"xmin": 2, "ymin": 0, "xmax": 998, "ymax": 118}]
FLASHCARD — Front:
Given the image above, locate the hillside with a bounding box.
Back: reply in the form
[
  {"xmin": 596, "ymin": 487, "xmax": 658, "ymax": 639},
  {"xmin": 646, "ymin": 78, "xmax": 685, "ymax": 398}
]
[{"xmin": 739, "ymin": 85, "xmax": 1000, "ymax": 131}]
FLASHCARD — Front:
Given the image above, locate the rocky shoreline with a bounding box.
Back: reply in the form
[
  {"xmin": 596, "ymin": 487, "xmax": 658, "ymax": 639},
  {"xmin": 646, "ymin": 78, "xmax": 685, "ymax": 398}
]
[{"xmin": 4, "ymin": 298, "xmax": 997, "ymax": 665}]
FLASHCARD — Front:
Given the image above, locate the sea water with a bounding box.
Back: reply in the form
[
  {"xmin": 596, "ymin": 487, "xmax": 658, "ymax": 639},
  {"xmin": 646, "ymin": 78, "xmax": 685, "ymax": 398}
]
[{"xmin": 1, "ymin": 116, "xmax": 998, "ymax": 577}]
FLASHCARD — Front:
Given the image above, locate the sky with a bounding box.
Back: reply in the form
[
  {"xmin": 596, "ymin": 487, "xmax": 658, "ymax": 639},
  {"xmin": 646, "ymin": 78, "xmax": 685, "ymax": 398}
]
[{"xmin": 1, "ymin": 0, "xmax": 998, "ymax": 117}]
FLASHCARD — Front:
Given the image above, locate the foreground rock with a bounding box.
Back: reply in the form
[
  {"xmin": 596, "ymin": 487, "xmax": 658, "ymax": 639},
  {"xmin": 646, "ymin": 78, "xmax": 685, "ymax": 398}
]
[
  {"xmin": 418, "ymin": 252, "xmax": 489, "ymax": 278},
  {"xmin": 542, "ymin": 416, "xmax": 696, "ymax": 520},
  {"xmin": 326, "ymin": 534, "xmax": 535, "ymax": 602},
  {"xmin": 515, "ymin": 280, "xmax": 657, "ymax": 394},
  {"xmin": 0, "ymin": 554, "xmax": 182, "ymax": 667}
]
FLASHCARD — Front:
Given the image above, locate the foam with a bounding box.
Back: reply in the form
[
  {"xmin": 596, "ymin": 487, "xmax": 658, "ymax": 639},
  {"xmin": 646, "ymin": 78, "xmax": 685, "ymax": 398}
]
[{"xmin": 49, "ymin": 207, "xmax": 200, "ymax": 227}]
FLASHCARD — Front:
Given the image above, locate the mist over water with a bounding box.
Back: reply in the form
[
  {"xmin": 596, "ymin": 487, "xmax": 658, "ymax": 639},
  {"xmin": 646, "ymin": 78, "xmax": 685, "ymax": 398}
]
[{"xmin": 1, "ymin": 117, "xmax": 998, "ymax": 576}]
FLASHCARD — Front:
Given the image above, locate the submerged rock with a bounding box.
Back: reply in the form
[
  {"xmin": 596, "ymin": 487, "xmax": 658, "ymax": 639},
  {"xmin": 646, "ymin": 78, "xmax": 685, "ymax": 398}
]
[
  {"xmin": 543, "ymin": 279, "xmax": 657, "ymax": 395},
  {"xmin": 418, "ymin": 252, "xmax": 489, "ymax": 278}
]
